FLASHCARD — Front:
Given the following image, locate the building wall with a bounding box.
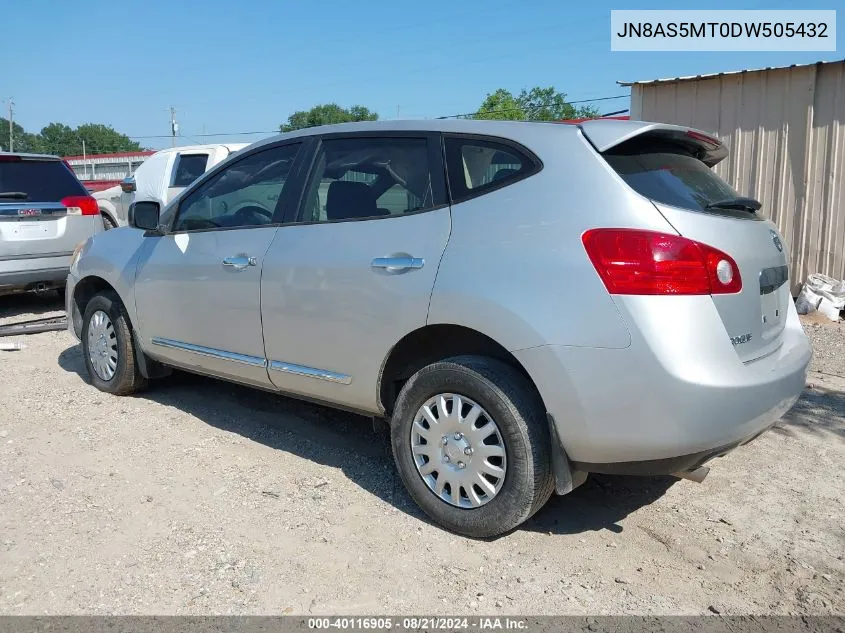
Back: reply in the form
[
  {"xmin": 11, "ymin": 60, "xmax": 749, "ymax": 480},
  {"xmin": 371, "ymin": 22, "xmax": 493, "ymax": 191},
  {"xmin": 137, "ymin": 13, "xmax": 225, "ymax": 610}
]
[
  {"xmin": 631, "ymin": 61, "xmax": 845, "ymax": 292},
  {"xmin": 65, "ymin": 152, "xmax": 154, "ymax": 184}
]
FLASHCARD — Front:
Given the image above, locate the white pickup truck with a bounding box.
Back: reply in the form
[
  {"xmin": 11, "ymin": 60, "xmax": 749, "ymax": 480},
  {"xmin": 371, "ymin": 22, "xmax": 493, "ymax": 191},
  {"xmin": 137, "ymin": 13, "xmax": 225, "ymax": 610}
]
[{"xmin": 94, "ymin": 143, "xmax": 247, "ymax": 229}]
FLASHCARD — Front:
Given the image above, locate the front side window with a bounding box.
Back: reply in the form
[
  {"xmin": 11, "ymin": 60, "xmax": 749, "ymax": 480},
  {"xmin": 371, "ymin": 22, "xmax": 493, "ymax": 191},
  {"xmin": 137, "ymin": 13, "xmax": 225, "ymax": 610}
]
[
  {"xmin": 444, "ymin": 136, "xmax": 538, "ymax": 203},
  {"xmin": 172, "ymin": 143, "xmax": 300, "ymax": 232},
  {"xmin": 171, "ymin": 153, "xmax": 210, "ymax": 187},
  {"xmin": 301, "ymin": 136, "xmax": 443, "ymax": 223}
]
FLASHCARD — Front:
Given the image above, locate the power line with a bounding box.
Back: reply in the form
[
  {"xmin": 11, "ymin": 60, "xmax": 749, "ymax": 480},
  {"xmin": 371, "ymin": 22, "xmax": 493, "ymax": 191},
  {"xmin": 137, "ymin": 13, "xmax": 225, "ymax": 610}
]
[
  {"xmin": 436, "ymin": 94, "xmax": 630, "ymax": 120},
  {"xmin": 125, "ymin": 92, "xmax": 630, "ymax": 140},
  {"xmin": 129, "ymin": 129, "xmax": 276, "ymax": 140}
]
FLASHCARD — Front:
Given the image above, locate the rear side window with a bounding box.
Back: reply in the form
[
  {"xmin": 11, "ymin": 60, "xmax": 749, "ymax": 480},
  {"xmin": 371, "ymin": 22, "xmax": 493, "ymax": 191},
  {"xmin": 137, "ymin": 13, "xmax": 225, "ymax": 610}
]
[
  {"xmin": 603, "ymin": 143, "xmax": 742, "ymax": 215},
  {"xmin": 444, "ymin": 136, "xmax": 539, "ymax": 203},
  {"xmin": 300, "ymin": 136, "xmax": 446, "ymax": 223},
  {"xmin": 171, "ymin": 153, "xmax": 209, "ymax": 187},
  {"xmin": 0, "ymin": 159, "xmax": 86, "ymax": 201}
]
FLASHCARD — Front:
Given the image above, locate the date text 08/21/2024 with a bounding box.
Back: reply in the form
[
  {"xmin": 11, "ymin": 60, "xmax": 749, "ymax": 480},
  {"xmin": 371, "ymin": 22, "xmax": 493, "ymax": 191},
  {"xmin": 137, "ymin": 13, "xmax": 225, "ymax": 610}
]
[{"xmin": 307, "ymin": 617, "xmax": 528, "ymax": 630}]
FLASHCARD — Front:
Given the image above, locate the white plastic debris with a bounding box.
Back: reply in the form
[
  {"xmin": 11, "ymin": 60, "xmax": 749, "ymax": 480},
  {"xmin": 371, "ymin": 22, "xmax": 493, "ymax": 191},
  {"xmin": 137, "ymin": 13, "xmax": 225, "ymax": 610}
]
[
  {"xmin": 795, "ymin": 286, "xmax": 823, "ymax": 315},
  {"xmin": 0, "ymin": 342, "xmax": 25, "ymax": 351},
  {"xmin": 817, "ymin": 297, "xmax": 843, "ymax": 321},
  {"xmin": 797, "ymin": 273, "xmax": 845, "ymax": 321}
]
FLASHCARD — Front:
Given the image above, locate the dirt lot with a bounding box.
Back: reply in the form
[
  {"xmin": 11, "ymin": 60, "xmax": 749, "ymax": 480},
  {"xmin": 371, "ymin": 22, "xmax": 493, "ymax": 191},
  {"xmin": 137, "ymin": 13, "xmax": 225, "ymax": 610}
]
[{"xmin": 0, "ymin": 293, "xmax": 843, "ymax": 615}]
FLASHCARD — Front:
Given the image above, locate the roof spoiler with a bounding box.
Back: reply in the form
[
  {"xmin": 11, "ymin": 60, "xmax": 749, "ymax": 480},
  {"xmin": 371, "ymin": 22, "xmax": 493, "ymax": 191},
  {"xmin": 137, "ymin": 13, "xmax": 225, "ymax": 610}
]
[{"xmin": 578, "ymin": 120, "xmax": 729, "ymax": 167}]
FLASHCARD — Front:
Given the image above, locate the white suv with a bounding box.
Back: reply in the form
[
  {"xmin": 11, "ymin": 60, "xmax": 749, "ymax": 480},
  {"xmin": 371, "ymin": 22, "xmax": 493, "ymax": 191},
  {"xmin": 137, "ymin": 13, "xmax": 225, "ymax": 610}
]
[
  {"xmin": 67, "ymin": 120, "xmax": 810, "ymax": 537},
  {"xmin": 1, "ymin": 152, "xmax": 102, "ymax": 295}
]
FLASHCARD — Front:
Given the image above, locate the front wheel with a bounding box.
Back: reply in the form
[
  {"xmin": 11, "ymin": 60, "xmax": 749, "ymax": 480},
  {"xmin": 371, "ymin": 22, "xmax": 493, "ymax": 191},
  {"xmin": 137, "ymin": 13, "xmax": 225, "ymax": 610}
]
[
  {"xmin": 81, "ymin": 291, "xmax": 147, "ymax": 395},
  {"xmin": 391, "ymin": 356, "xmax": 553, "ymax": 538}
]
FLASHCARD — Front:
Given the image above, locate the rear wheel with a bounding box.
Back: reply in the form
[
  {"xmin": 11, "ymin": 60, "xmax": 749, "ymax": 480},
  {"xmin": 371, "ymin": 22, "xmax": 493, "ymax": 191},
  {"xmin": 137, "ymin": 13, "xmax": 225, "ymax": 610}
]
[
  {"xmin": 391, "ymin": 355, "xmax": 553, "ymax": 538},
  {"xmin": 81, "ymin": 292, "xmax": 147, "ymax": 395}
]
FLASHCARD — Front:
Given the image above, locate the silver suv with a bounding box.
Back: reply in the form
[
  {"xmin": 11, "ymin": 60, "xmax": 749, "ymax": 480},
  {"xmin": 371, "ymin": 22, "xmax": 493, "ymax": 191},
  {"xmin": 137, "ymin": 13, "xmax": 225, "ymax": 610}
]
[
  {"xmin": 1, "ymin": 153, "xmax": 102, "ymax": 295},
  {"xmin": 67, "ymin": 120, "xmax": 811, "ymax": 537}
]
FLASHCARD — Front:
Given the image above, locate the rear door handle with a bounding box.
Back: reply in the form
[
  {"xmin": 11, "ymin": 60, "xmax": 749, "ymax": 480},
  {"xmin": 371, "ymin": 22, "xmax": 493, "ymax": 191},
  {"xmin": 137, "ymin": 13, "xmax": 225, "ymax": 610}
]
[
  {"xmin": 371, "ymin": 256, "xmax": 425, "ymax": 272},
  {"xmin": 222, "ymin": 255, "xmax": 257, "ymax": 270}
]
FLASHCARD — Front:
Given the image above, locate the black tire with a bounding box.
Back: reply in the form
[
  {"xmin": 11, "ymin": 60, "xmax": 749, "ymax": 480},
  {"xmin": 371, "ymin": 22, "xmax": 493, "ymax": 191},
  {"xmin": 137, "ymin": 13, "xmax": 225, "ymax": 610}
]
[
  {"xmin": 390, "ymin": 355, "xmax": 554, "ymax": 538},
  {"xmin": 101, "ymin": 213, "xmax": 116, "ymax": 230},
  {"xmin": 81, "ymin": 291, "xmax": 147, "ymax": 395}
]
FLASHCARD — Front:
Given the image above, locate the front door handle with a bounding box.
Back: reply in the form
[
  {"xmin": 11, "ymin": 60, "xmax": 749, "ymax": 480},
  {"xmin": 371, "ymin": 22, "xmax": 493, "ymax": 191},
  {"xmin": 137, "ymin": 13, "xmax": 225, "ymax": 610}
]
[
  {"xmin": 371, "ymin": 256, "xmax": 425, "ymax": 273},
  {"xmin": 222, "ymin": 255, "xmax": 257, "ymax": 270}
]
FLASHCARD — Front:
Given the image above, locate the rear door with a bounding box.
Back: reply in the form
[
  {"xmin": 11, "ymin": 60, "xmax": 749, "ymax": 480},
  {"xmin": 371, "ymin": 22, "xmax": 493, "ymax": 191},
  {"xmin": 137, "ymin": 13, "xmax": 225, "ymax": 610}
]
[
  {"xmin": 0, "ymin": 156, "xmax": 97, "ymax": 262},
  {"xmin": 592, "ymin": 124, "xmax": 790, "ymax": 362}
]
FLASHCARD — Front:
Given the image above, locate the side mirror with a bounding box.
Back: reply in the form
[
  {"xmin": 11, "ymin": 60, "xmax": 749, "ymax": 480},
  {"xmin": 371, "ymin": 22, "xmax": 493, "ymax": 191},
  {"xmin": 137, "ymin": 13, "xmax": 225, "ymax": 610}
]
[
  {"xmin": 128, "ymin": 201, "xmax": 161, "ymax": 233},
  {"xmin": 120, "ymin": 176, "xmax": 137, "ymax": 194}
]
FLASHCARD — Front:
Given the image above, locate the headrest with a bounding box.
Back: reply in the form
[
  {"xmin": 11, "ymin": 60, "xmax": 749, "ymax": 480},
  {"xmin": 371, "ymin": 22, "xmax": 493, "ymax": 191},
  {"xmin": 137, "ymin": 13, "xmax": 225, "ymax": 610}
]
[{"xmin": 326, "ymin": 181, "xmax": 377, "ymax": 220}]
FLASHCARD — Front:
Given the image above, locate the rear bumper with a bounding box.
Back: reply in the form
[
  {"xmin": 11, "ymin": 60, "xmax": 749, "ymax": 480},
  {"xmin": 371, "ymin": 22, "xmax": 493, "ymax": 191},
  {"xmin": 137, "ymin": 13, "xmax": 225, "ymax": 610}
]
[
  {"xmin": 571, "ymin": 426, "xmax": 771, "ymax": 475},
  {"xmin": 0, "ymin": 264, "xmax": 69, "ymax": 292},
  {"xmin": 514, "ymin": 296, "xmax": 811, "ymax": 469}
]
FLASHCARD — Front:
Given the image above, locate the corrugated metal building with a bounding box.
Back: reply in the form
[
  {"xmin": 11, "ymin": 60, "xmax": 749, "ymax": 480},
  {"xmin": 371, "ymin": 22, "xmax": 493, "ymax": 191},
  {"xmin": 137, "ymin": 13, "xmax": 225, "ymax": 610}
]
[{"xmin": 621, "ymin": 60, "xmax": 845, "ymax": 293}]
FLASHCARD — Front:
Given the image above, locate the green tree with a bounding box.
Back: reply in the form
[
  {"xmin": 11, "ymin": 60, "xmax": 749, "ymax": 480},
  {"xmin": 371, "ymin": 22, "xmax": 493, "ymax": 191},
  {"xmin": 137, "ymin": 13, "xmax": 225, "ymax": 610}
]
[
  {"xmin": 472, "ymin": 89, "xmax": 524, "ymax": 121},
  {"xmin": 0, "ymin": 117, "xmax": 39, "ymax": 153},
  {"xmin": 33, "ymin": 122, "xmax": 76, "ymax": 155},
  {"xmin": 473, "ymin": 86, "xmax": 600, "ymax": 121},
  {"xmin": 280, "ymin": 103, "xmax": 378, "ymax": 132},
  {"xmin": 75, "ymin": 123, "xmax": 143, "ymax": 155},
  {"xmin": 34, "ymin": 122, "xmax": 142, "ymax": 156}
]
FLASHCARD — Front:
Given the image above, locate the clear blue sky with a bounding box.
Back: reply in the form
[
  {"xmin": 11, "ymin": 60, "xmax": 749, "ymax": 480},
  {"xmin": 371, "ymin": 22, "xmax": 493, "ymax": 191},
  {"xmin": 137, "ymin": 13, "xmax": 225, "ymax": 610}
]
[{"xmin": 1, "ymin": 0, "xmax": 840, "ymax": 150}]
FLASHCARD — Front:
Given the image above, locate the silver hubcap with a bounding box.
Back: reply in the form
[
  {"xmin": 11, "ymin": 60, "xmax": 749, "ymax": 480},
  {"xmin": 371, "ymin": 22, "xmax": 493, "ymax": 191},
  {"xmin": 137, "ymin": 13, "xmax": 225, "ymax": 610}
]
[
  {"xmin": 410, "ymin": 393, "xmax": 507, "ymax": 508},
  {"xmin": 86, "ymin": 310, "xmax": 118, "ymax": 381}
]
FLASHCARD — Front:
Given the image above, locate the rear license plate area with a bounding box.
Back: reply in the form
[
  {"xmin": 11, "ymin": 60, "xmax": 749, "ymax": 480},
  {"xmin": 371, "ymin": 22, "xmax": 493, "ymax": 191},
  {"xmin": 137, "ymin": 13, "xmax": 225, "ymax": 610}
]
[
  {"xmin": 759, "ymin": 265, "xmax": 789, "ymax": 340},
  {"xmin": 10, "ymin": 220, "xmax": 52, "ymax": 241}
]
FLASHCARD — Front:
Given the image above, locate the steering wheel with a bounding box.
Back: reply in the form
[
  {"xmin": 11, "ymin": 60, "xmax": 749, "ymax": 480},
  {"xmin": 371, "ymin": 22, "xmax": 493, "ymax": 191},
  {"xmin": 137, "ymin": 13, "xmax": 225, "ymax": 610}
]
[{"xmin": 233, "ymin": 205, "xmax": 273, "ymax": 224}]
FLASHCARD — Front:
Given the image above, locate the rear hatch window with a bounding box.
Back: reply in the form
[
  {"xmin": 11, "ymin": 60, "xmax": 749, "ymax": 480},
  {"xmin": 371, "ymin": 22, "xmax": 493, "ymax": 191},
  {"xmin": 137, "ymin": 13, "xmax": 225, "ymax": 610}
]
[
  {"xmin": 0, "ymin": 158, "xmax": 87, "ymax": 201},
  {"xmin": 593, "ymin": 127, "xmax": 790, "ymax": 363},
  {"xmin": 603, "ymin": 138, "xmax": 760, "ymax": 220}
]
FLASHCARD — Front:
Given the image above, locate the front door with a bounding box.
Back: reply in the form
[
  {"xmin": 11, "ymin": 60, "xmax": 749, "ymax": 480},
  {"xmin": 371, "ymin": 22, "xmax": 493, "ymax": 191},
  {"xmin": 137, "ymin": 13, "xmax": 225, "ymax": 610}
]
[
  {"xmin": 134, "ymin": 142, "xmax": 305, "ymax": 388},
  {"xmin": 260, "ymin": 133, "xmax": 451, "ymax": 412}
]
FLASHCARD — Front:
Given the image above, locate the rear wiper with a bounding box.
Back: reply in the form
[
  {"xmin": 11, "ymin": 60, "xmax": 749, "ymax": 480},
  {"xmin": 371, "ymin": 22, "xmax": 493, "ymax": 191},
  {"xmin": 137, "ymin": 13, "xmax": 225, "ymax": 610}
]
[
  {"xmin": 0, "ymin": 191, "xmax": 29, "ymax": 199},
  {"xmin": 705, "ymin": 197, "xmax": 761, "ymax": 212}
]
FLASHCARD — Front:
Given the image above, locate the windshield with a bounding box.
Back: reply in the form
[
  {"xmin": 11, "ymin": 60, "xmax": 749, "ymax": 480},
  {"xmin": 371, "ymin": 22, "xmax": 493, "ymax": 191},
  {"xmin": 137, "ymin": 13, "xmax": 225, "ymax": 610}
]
[{"xmin": 603, "ymin": 148, "xmax": 750, "ymax": 217}]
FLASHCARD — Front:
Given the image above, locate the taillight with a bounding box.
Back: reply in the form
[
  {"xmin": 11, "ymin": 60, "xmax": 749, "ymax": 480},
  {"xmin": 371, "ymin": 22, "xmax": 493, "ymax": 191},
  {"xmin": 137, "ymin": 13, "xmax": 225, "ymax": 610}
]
[
  {"xmin": 582, "ymin": 229, "xmax": 742, "ymax": 295},
  {"xmin": 61, "ymin": 195, "xmax": 99, "ymax": 216}
]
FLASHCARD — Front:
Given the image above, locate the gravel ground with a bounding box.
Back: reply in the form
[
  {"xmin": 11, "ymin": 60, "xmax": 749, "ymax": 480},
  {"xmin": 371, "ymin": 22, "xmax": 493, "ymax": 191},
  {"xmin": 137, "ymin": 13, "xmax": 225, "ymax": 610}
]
[{"xmin": 0, "ymin": 293, "xmax": 843, "ymax": 615}]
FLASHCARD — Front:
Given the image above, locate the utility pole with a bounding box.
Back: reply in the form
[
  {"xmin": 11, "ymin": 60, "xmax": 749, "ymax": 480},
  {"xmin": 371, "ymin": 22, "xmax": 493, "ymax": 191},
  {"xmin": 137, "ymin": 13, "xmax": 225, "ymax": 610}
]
[
  {"xmin": 170, "ymin": 106, "xmax": 178, "ymax": 147},
  {"xmin": 82, "ymin": 139, "xmax": 88, "ymax": 179},
  {"xmin": 7, "ymin": 98, "xmax": 14, "ymax": 153}
]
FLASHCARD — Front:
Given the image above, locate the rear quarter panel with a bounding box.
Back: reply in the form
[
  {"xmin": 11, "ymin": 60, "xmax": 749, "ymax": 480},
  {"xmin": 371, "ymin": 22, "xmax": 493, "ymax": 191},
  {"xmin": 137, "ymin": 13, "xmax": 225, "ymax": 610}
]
[{"xmin": 428, "ymin": 126, "xmax": 675, "ymax": 351}]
